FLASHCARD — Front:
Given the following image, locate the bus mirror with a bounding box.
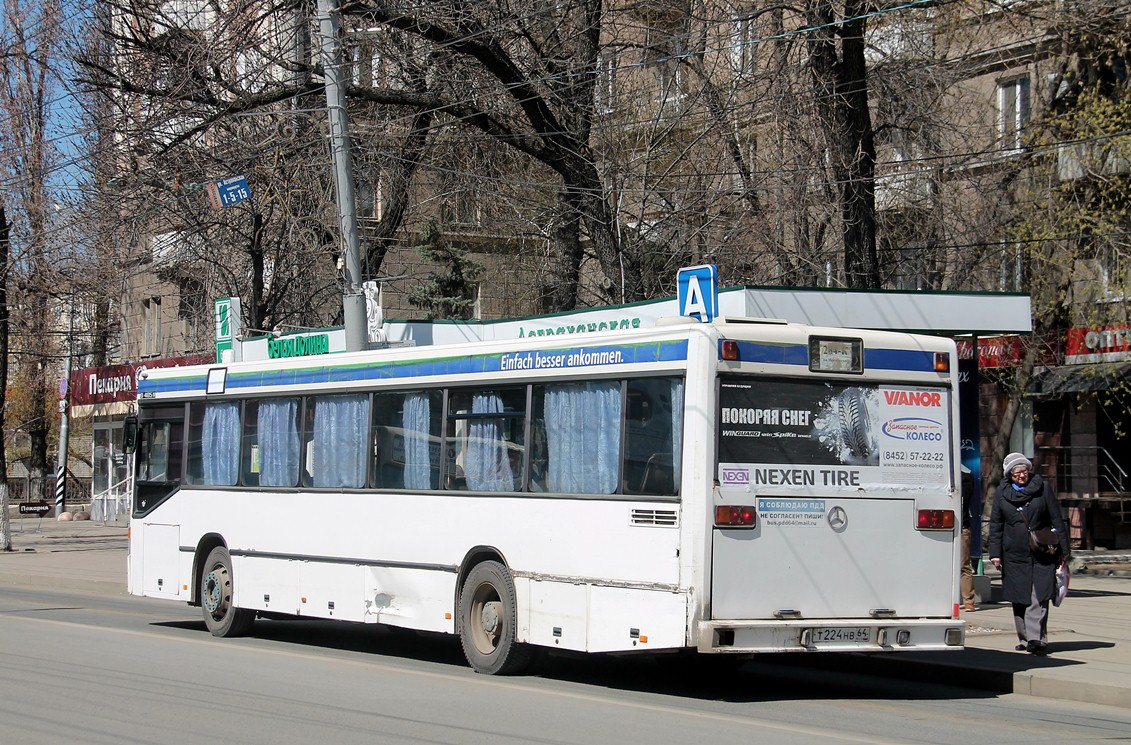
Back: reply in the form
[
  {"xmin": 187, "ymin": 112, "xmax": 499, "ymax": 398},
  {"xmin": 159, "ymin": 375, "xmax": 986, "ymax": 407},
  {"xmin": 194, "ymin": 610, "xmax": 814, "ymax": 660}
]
[{"xmin": 123, "ymin": 417, "xmax": 138, "ymax": 455}]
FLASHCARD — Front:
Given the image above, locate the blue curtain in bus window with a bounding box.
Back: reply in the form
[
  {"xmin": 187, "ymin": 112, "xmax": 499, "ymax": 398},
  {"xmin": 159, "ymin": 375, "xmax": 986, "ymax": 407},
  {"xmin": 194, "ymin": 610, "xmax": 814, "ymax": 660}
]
[
  {"xmin": 313, "ymin": 395, "xmax": 369, "ymax": 488},
  {"xmin": 402, "ymin": 393, "xmax": 432, "ymax": 490},
  {"xmin": 465, "ymin": 393, "xmax": 514, "ymax": 491},
  {"xmin": 203, "ymin": 402, "xmax": 240, "ymax": 486},
  {"xmin": 259, "ymin": 398, "xmax": 299, "ymax": 487},
  {"xmin": 544, "ymin": 382, "xmax": 620, "ymax": 494},
  {"xmin": 670, "ymin": 380, "xmax": 684, "ymax": 487}
]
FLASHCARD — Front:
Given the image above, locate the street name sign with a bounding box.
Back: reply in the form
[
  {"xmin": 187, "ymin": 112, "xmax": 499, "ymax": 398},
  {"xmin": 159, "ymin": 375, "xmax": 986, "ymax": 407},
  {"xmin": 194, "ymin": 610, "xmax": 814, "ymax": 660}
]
[{"xmin": 207, "ymin": 175, "xmax": 252, "ymax": 209}]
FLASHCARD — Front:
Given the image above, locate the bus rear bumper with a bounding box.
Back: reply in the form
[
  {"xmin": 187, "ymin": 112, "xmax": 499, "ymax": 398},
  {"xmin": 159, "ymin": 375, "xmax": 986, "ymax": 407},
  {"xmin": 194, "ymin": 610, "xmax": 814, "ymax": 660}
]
[{"xmin": 696, "ymin": 618, "xmax": 965, "ymax": 653}]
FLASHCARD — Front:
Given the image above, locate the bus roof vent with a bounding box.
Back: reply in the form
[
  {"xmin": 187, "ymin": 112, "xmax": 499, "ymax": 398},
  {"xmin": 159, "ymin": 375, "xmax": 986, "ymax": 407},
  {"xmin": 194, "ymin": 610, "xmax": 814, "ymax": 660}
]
[
  {"xmin": 718, "ymin": 316, "xmax": 789, "ymax": 325},
  {"xmin": 631, "ymin": 508, "xmax": 679, "ymax": 527},
  {"xmin": 655, "ymin": 316, "xmax": 700, "ymax": 327}
]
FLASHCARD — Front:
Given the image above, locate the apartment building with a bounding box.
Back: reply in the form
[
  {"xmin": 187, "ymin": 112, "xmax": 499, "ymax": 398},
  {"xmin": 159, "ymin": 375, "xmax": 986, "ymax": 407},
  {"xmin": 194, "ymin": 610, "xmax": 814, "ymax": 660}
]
[{"xmin": 97, "ymin": 2, "xmax": 1130, "ymax": 543}]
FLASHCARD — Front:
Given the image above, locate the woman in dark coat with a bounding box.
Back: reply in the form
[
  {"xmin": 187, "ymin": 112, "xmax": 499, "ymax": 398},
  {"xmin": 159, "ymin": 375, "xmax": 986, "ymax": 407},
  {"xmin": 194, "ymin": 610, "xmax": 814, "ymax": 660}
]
[{"xmin": 989, "ymin": 452, "xmax": 1071, "ymax": 655}]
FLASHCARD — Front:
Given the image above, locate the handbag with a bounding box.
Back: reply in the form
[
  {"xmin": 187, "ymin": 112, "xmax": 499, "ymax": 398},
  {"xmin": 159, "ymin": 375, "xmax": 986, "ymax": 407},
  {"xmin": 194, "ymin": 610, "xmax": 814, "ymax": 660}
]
[
  {"xmin": 1019, "ymin": 502, "xmax": 1061, "ymax": 556},
  {"xmin": 1029, "ymin": 528, "xmax": 1060, "ymax": 556}
]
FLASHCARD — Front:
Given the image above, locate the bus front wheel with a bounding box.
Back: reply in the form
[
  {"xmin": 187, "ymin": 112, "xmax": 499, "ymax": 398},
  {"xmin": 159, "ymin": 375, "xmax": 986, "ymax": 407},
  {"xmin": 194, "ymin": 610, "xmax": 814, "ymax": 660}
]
[
  {"xmin": 201, "ymin": 546, "xmax": 255, "ymax": 637},
  {"xmin": 457, "ymin": 561, "xmax": 533, "ymax": 675}
]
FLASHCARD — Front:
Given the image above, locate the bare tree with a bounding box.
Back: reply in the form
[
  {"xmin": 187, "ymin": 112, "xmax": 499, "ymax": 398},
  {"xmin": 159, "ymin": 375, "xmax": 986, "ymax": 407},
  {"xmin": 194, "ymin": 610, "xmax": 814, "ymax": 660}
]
[
  {"xmin": 0, "ymin": 203, "xmax": 11, "ymax": 549},
  {"xmin": 0, "ymin": 0, "xmax": 66, "ymax": 505}
]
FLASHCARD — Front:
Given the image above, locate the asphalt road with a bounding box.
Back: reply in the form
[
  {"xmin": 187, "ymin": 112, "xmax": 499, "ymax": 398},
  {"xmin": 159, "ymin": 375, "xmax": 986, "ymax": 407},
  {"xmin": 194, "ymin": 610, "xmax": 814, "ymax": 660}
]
[{"xmin": 2, "ymin": 585, "xmax": 1130, "ymax": 745}]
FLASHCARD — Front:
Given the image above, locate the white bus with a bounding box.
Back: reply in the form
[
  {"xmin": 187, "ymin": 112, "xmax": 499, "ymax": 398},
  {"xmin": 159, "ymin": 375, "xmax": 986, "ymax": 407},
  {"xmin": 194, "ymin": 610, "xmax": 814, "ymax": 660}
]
[{"xmin": 126, "ymin": 316, "xmax": 965, "ymax": 674}]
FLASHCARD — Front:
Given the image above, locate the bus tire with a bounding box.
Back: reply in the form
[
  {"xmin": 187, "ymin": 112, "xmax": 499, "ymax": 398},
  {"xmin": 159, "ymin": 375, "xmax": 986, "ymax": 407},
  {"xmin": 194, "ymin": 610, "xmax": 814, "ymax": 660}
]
[
  {"xmin": 457, "ymin": 561, "xmax": 533, "ymax": 675},
  {"xmin": 201, "ymin": 546, "xmax": 255, "ymax": 637}
]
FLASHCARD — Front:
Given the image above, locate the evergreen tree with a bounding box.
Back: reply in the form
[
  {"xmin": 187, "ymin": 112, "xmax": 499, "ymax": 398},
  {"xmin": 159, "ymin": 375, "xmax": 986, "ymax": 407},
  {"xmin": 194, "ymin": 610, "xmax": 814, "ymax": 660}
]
[{"xmin": 407, "ymin": 221, "xmax": 482, "ymax": 321}]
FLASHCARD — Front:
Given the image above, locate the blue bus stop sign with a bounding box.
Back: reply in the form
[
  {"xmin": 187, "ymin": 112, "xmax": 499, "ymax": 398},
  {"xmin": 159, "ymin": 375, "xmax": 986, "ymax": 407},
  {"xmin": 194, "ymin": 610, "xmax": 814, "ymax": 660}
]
[{"xmin": 677, "ymin": 264, "xmax": 719, "ymax": 322}]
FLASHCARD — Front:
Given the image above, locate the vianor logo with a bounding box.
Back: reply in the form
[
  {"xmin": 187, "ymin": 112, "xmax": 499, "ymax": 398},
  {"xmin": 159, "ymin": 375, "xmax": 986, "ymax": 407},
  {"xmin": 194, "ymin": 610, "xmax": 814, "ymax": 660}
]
[{"xmin": 883, "ymin": 390, "xmax": 942, "ymax": 407}]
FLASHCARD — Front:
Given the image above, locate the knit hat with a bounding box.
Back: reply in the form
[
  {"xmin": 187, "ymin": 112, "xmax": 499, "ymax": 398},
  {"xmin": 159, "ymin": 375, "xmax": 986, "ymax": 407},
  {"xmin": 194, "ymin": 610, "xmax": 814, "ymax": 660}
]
[{"xmin": 1003, "ymin": 452, "xmax": 1033, "ymax": 474}]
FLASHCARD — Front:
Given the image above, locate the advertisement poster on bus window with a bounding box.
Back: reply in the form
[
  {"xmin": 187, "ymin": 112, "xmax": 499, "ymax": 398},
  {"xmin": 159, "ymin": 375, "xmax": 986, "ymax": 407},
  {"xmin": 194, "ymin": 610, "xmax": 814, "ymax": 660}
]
[{"xmin": 717, "ymin": 379, "xmax": 951, "ymax": 491}]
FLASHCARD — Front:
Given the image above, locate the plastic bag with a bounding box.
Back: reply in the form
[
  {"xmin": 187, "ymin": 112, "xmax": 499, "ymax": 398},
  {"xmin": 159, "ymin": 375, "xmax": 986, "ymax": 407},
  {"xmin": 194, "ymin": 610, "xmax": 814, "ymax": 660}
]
[{"xmin": 1054, "ymin": 559, "xmax": 1070, "ymax": 607}]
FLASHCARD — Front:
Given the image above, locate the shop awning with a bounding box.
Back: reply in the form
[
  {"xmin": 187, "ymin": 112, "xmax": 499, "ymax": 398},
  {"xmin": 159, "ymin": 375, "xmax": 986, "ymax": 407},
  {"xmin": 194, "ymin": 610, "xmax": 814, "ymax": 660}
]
[{"xmin": 1028, "ymin": 361, "xmax": 1131, "ymax": 396}]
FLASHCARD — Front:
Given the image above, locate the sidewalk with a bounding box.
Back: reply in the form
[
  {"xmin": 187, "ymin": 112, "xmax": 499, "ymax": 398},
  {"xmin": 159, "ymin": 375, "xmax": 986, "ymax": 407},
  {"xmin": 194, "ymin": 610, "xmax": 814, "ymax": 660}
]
[
  {"xmin": 0, "ymin": 517, "xmax": 129, "ymax": 592},
  {"xmin": 886, "ymin": 572, "xmax": 1131, "ymax": 709},
  {"xmin": 1, "ymin": 519, "xmax": 1129, "ymax": 708}
]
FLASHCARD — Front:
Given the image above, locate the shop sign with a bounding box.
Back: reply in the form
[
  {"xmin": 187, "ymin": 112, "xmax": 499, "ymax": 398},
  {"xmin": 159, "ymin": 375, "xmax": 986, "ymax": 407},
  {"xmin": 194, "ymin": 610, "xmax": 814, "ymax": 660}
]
[
  {"xmin": 517, "ymin": 316, "xmax": 642, "ymax": 339},
  {"xmin": 956, "ymin": 336, "xmax": 1023, "ymax": 367},
  {"xmin": 956, "ymin": 335, "xmax": 1058, "ymax": 368},
  {"xmin": 1065, "ymin": 323, "xmax": 1131, "ymax": 364},
  {"xmin": 267, "ymin": 333, "xmax": 331, "ymax": 359},
  {"xmin": 71, "ymin": 354, "xmax": 212, "ymax": 406}
]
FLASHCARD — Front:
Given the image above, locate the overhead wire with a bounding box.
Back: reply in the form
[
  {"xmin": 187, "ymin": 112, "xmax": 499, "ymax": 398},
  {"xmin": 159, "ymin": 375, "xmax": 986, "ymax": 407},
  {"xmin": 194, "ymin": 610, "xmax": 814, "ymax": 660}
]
[
  {"xmin": 2, "ymin": 0, "xmax": 1127, "ymax": 273},
  {"xmin": 0, "ymin": 1, "xmax": 1078, "ymax": 190}
]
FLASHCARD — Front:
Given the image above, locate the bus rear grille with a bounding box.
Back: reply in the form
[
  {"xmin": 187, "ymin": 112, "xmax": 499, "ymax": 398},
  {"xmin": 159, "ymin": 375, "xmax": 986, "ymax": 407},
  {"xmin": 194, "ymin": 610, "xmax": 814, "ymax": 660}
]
[{"xmin": 631, "ymin": 509, "xmax": 678, "ymax": 527}]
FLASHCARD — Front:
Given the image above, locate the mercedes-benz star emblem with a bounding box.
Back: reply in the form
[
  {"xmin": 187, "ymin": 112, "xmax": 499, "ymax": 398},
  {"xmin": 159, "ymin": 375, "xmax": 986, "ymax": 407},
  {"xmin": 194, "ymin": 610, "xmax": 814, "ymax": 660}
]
[{"xmin": 827, "ymin": 505, "xmax": 848, "ymax": 530}]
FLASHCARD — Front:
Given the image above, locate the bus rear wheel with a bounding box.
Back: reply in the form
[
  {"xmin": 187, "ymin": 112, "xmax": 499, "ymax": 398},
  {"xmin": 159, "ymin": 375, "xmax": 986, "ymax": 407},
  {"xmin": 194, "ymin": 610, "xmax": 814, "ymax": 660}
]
[
  {"xmin": 201, "ymin": 546, "xmax": 255, "ymax": 637},
  {"xmin": 457, "ymin": 561, "xmax": 533, "ymax": 675}
]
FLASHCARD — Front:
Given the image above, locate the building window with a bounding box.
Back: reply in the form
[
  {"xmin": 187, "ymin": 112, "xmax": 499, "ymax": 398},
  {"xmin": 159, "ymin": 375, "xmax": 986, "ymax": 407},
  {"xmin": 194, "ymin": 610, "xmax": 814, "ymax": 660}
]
[
  {"xmin": 349, "ymin": 44, "xmax": 361, "ymax": 84},
  {"xmin": 1082, "ymin": 233, "xmax": 1127, "ymax": 302},
  {"xmin": 369, "ymin": 46, "xmax": 382, "ymax": 87},
  {"xmin": 730, "ymin": 136, "xmax": 756, "ymax": 193},
  {"xmin": 1000, "ymin": 241, "xmax": 1023, "ymax": 292},
  {"xmin": 646, "ymin": 29, "xmax": 687, "ymax": 107},
  {"xmin": 357, "ymin": 174, "xmax": 383, "ymax": 220},
  {"xmin": 655, "ymin": 56, "xmax": 685, "ymax": 104},
  {"xmin": 442, "ymin": 188, "xmax": 481, "ymax": 227},
  {"xmin": 730, "ymin": 16, "xmax": 754, "ymax": 75},
  {"xmin": 1098, "ymin": 244, "xmax": 1126, "ymax": 301},
  {"xmin": 144, "ymin": 297, "xmax": 162, "ymax": 357},
  {"xmin": 595, "ymin": 53, "xmax": 616, "ymax": 113},
  {"xmin": 999, "ymin": 76, "xmax": 1031, "ymax": 152}
]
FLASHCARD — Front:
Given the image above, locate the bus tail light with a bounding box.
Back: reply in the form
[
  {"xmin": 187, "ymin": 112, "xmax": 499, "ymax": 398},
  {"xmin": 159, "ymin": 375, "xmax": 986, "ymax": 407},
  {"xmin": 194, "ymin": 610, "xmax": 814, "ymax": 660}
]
[
  {"xmin": 917, "ymin": 509, "xmax": 955, "ymax": 530},
  {"xmin": 721, "ymin": 341, "xmax": 740, "ymax": 361},
  {"xmin": 715, "ymin": 505, "xmax": 757, "ymax": 527},
  {"xmin": 934, "ymin": 352, "xmax": 950, "ymax": 373}
]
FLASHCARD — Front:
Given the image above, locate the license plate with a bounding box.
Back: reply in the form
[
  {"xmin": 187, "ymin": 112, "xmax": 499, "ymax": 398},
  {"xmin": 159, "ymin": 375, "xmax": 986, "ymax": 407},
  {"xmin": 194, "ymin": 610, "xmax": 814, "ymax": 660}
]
[{"xmin": 810, "ymin": 627, "xmax": 871, "ymax": 643}]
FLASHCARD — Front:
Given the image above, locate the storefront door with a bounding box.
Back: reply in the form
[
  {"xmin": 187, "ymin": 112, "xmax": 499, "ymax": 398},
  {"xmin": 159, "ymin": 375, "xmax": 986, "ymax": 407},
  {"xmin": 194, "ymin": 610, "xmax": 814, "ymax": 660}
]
[{"xmin": 92, "ymin": 421, "xmax": 132, "ymax": 521}]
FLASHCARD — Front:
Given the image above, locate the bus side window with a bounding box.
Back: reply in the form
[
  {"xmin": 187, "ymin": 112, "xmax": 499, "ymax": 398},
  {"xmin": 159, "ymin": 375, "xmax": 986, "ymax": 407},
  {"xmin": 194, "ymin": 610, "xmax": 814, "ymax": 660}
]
[
  {"xmin": 623, "ymin": 378, "xmax": 683, "ymax": 496},
  {"xmin": 241, "ymin": 401, "xmax": 261, "ymax": 487},
  {"xmin": 531, "ymin": 381, "xmax": 620, "ymax": 495},
  {"xmin": 134, "ymin": 405, "xmax": 186, "ymax": 514},
  {"xmin": 245, "ymin": 397, "xmax": 300, "ymax": 488},
  {"xmin": 446, "ymin": 389, "xmax": 525, "ymax": 492},
  {"xmin": 302, "ymin": 394, "xmax": 369, "ymax": 488},
  {"xmin": 138, "ymin": 421, "xmax": 183, "ymax": 483},
  {"xmin": 373, "ymin": 391, "xmax": 441, "ymax": 490},
  {"xmin": 185, "ymin": 401, "xmax": 240, "ymax": 486}
]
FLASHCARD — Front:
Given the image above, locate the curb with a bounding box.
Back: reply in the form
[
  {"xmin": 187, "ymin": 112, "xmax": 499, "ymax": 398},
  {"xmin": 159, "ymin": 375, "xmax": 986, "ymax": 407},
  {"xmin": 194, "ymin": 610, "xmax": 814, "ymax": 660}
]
[{"xmin": 764, "ymin": 649, "xmax": 1131, "ymax": 710}]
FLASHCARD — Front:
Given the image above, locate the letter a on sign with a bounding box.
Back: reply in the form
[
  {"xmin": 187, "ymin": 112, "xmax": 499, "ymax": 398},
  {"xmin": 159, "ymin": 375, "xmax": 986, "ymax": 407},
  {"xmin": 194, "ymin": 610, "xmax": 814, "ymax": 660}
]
[{"xmin": 677, "ymin": 264, "xmax": 719, "ymax": 322}]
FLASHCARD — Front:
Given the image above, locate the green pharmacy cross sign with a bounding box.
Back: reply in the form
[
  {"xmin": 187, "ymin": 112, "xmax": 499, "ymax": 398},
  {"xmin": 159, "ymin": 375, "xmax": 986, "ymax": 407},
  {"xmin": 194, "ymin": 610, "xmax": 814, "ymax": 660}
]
[{"xmin": 214, "ymin": 297, "xmax": 242, "ymax": 363}]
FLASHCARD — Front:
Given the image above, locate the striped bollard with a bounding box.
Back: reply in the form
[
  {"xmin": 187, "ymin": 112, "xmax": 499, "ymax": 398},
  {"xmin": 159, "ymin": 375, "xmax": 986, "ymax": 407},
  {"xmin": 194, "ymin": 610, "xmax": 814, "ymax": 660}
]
[{"xmin": 54, "ymin": 467, "xmax": 66, "ymax": 517}]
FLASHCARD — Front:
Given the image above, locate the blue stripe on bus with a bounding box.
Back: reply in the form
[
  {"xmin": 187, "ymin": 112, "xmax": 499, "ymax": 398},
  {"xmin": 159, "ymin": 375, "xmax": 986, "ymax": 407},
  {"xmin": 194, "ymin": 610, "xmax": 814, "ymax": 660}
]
[
  {"xmin": 140, "ymin": 339, "xmax": 690, "ymax": 396},
  {"xmin": 728, "ymin": 341, "xmax": 809, "ymax": 366},
  {"xmin": 864, "ymin": 348, "xmax": 937, "ymax": 372},
  {"xmin": 727, "ymin": 341, "xmax": 939, "ymax": 373}
]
